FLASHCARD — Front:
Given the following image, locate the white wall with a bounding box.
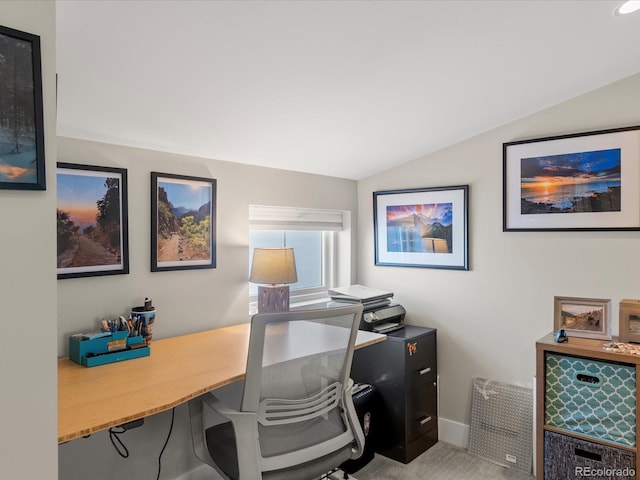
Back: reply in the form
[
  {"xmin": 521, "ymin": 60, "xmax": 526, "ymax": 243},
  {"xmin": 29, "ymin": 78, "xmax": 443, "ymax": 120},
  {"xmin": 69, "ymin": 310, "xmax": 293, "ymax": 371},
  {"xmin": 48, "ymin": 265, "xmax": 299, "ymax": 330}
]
[
  {"xmin": 56, "ymin": 138, "xmax": 358, "ymax": 354},
  {"xmin": 57, "ymin": 137, "xmax": 358, "ymax": 479},
  {"xmin": 0, "ymin": 1, "xmax": 58, "ymax": 478},
  {"xmin": 357, "ymin": 73, "xmax": 640, "ymax": 441}
]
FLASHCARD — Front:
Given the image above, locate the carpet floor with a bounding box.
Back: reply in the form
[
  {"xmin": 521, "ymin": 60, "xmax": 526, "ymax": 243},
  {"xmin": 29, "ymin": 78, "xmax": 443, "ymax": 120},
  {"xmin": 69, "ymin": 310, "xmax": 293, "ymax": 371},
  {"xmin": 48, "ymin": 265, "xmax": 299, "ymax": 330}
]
[{"xmin": 353, "ymin": 442, "xmax": 535, "ymax": 480}]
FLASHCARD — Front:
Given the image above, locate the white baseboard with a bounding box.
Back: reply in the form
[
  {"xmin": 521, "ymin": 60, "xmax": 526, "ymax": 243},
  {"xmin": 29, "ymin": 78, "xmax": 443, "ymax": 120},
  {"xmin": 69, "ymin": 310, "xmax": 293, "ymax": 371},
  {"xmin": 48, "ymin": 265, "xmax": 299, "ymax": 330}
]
[{"xmin": 438, "ymin": 417, "xmax": 469, "ymax": 449}]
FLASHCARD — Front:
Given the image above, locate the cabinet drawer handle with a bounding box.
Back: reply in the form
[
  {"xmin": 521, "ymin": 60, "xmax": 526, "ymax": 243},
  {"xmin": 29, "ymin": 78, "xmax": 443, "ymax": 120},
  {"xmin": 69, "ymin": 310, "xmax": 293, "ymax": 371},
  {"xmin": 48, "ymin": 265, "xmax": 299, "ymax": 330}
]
[
  {"xmin": 419, "ymin": 367, "xmax": 431, "ymax": 375},
  {"xmin": 419, "ymin": 416, "xmax": 432, "ymax": 426},
  {"xmin": 575, "ymin": 448, "xmax": 601, "ymax": 462},
  {"xmin": 575, "ymin": 372, "xmax": 602, "ymax": 387}
]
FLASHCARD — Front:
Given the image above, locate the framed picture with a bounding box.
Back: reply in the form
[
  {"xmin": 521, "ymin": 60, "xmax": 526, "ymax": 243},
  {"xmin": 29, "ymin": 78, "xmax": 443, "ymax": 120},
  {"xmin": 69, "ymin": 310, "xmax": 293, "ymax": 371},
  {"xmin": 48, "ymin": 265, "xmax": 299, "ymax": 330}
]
[
  {"xmin": 56, "ymin": 163, "xmax": 129, "ymax": 279},
  {"xmin": 503, "ymin": 125, "xmax": 640, "ymax": 231},
  {"xmin": 553, "ymin": 296, "xmax": 611, "ymax": 340},
  {"xmin": 151, "ymin": 172, "xmax": 216, "ymax": 272},
  {"xmin": 374, "ymin": 185, "xmax": 469, "ymax": 270},
  {"xmin": 619, "ymin": 299, "xmax": 640, "ymax": 344},
  {"xmin": 0, "ymin": 25, "xmax": 45, "ymax": 190}
]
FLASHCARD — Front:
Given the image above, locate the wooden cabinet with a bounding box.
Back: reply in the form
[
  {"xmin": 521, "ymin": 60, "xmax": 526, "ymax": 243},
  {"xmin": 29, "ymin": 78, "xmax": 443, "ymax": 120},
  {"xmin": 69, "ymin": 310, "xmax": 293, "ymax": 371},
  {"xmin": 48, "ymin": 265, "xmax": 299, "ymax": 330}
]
[
  {"xmin": 351, "ymin": 325, "xmax": 437, "ymax": 463},
  {"xmin": 536, "ymin": 333, "xmax": 639, "ymax": 479}
]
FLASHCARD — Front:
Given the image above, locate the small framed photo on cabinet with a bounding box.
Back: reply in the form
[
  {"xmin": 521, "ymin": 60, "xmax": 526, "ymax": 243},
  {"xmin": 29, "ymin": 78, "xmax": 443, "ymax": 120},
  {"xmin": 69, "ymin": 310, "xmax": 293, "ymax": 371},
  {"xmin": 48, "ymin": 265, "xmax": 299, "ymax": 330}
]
[
  {"xmin": 619, "ymin": 299, "xmax": 640, "ymax": 344},
  {"xmin": 553, "ymin": 296, "xmax": 611, "ymax": 340}
]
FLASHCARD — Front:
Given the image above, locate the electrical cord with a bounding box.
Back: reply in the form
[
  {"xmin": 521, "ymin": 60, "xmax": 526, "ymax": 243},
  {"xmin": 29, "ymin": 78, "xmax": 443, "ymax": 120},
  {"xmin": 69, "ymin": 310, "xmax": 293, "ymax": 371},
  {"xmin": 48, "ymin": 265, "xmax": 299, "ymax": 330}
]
[
  {"xmin": 156, "ymin": 407, "xmax": 176, "ymax": 480},
  {"xmin": 108, "ymin": 426, "xmax": 129, "ymax": 458}
]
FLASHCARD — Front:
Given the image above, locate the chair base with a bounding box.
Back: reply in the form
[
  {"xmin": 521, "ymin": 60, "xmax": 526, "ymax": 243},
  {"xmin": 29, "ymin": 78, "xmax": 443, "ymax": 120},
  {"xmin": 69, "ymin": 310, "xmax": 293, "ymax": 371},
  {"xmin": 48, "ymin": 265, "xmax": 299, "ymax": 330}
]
[{"xmin": 324, "ymin": 469, "xmax": 358, "ymax": 480}]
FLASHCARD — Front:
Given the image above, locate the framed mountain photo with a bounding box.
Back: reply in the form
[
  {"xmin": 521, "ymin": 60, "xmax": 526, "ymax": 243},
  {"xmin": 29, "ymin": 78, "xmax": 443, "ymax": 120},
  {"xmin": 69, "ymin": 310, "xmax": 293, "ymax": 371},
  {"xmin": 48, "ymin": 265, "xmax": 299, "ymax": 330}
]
[
  {"xmin": 56, "ymin": 163, "xmax": 129, "ymax": 279},
  {"xmin": 151, "ymin": 172, "xmax": 217, "ymax": 272}
]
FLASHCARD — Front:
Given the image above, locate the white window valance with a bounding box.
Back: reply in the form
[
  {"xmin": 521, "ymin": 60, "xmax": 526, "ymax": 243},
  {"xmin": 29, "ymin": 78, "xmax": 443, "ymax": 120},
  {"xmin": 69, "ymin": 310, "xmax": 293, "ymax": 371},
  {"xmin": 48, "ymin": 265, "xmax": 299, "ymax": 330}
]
[{"xmin": 249, "ymin": 205, "xmax": 344, "ymax": 231}]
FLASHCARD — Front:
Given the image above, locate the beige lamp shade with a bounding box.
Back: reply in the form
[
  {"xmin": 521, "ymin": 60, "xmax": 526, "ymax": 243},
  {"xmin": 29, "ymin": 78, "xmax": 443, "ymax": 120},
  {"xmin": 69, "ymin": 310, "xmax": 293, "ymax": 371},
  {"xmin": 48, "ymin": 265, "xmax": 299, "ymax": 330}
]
[{"xmin": 249, "ymin": 247, "xmax": 298, "ymax": 285}]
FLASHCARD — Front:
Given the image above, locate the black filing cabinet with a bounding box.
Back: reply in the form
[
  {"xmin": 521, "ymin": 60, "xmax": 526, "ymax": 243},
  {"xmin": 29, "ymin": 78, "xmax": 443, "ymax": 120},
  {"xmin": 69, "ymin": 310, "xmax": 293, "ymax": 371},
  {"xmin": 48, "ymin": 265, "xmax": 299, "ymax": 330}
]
[{"xmin": 351, "ymin": 325, "xmax": 437, "ymax": 463}]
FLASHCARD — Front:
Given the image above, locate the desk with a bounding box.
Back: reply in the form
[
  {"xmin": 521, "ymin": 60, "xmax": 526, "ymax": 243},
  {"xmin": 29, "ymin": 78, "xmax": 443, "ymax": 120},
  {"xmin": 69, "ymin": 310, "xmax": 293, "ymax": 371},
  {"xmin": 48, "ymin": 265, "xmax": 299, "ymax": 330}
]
[{"xmin": 58, "ymin": 323, "xmax": 385, "ymax": 444}]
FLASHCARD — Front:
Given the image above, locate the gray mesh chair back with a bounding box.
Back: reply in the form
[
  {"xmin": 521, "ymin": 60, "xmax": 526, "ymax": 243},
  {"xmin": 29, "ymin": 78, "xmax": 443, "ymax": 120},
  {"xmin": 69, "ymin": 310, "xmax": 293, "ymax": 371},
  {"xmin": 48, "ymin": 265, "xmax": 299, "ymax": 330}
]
[{"xmin": 189, "ymin": 304, "xmax": 365, "ymax": 480}]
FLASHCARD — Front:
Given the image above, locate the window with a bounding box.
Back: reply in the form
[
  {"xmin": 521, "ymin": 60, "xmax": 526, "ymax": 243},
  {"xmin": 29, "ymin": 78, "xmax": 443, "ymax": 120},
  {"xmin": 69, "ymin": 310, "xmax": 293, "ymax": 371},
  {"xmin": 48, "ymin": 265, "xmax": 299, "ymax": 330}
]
[
  {"xmin": 249, "ymin": 230, "xmax": 330, "ymax": 298},
  {"xmin": 249, "ymin": 206, "xmax": 345, "ymax": 307}
]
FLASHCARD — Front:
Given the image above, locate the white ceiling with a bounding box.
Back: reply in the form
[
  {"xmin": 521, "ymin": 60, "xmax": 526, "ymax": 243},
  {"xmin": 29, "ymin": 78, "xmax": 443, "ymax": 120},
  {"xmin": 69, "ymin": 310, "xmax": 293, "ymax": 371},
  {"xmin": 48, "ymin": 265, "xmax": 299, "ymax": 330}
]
[{"xmin": 55, "ymin": 1, "xmax": 640, "ymax": 180}]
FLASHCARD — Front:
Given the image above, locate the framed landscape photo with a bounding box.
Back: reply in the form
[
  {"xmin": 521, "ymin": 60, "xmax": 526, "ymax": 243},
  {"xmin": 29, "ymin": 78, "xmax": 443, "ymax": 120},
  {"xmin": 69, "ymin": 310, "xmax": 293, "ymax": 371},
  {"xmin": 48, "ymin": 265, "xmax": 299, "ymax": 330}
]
[
  {"xmin": 374, "ymin": 185, "xmax": 469, "ymax": 270},
  {"xmin": 554, "ymin": 296, "xmax": 611, "ymax": 340},
  {"xmin": 503, "ymin": 125, "xmax": 640, "ymax": 231},
  {"xmin": 56, "ymin": 163, "xmax": 129, "ymax": 279},
  {"xmin": 0, "ymin": 25, "xmax": 45, "ymax": 190},
  {"xmin": 151, "ymin": 172, "xmax": 217, "ymax": 272}
]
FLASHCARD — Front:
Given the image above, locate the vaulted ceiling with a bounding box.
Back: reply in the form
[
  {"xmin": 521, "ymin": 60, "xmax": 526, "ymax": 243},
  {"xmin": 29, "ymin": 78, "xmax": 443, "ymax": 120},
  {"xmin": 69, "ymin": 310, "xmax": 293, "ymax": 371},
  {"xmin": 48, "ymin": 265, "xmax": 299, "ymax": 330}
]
[{"xmin": 55, "ymin": 1, "xmax": 640, "ymax": 180}]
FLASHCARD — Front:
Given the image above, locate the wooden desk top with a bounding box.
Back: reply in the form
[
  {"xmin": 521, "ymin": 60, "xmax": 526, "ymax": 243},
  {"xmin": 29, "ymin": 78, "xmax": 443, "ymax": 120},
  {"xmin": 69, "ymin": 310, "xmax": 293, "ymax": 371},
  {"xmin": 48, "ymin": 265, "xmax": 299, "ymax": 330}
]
[{"xmin": 58, "ymin": 323, "xmax": 385, "ymax": 444}]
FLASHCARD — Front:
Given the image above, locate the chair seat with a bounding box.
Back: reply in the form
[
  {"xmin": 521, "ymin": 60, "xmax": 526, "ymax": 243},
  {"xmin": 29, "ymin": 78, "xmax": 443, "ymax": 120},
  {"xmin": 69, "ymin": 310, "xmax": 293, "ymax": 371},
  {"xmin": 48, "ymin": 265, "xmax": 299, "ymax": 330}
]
[{"xmin": 206, "ymin": 414, "xmax": 354, "ymax": 480}]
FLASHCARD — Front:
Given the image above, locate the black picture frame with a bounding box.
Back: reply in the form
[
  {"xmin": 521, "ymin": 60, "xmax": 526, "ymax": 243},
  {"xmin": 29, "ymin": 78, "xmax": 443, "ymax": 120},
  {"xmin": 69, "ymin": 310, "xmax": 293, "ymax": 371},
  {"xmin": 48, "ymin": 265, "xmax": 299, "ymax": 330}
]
[
  {"xmin": 56, "ymin": 163, "xmax": 129, "ymax": 279},
  {"xmin": 0, "ymin": 25, "xmax": 45, "ymax": 190},
  {"xmin": 503, "ymin": 125, "xmax": 640, "ymax": 231},
  {"xmin": 151, "ymin": 172, "xmax": 217, "ymax": 272},
  {"xmin": 374, "ymin": 185, "xmax": 469, "ymax": 270}
]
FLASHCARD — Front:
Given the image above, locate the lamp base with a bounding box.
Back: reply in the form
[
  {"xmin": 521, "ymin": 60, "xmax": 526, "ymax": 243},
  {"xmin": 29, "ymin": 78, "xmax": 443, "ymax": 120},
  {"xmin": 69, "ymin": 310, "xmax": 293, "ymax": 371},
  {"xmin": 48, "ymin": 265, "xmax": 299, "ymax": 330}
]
[{"xmin": 257, "ymin": 285, "xmax": 290, "ymax": 313}]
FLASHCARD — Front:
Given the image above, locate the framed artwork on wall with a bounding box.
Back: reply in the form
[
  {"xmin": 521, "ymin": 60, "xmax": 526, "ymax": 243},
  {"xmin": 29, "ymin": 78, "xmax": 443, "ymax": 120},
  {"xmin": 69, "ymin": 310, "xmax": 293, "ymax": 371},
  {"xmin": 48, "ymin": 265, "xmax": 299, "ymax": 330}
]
[
  {"xmin": 373, "ymin": 185, "xmax": 469, "ymax": 270},
  {"xmin": 553, "ymin": 296, "xmax": 611, "ymax": 341},
  {"xmin": 56, "ymin": 163, "xmax": 129, "ymax": 279},
  {"xmin": 503, "ymin": 125, "xmax": 640, "ymax": 231},
  {"xmin": 151, "ymin": 172, "xmax": 217, "ymax": 272},
  {"xmin": 0, "ymin": 25, "xmax": 45, "ymax": 190}
]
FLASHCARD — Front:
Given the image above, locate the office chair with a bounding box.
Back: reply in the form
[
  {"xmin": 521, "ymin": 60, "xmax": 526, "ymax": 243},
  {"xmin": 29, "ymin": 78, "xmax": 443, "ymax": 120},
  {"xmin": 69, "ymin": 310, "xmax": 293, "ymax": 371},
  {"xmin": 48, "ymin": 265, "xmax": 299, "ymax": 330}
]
[{"xmin": 189, "ymin": 304, "xmax": 365, "ymax": 480}]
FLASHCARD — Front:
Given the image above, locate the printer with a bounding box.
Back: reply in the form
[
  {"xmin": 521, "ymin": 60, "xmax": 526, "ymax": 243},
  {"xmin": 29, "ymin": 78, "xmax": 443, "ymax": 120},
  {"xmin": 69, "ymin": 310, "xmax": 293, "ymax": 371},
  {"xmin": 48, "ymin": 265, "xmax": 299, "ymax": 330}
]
[
  {"xmin": 327, "ymin": 285, "xmax": 405, "ymax": 334},
  {"xmin": 360, "ymin": 303, "xmax": 406, "ymax": 334}
]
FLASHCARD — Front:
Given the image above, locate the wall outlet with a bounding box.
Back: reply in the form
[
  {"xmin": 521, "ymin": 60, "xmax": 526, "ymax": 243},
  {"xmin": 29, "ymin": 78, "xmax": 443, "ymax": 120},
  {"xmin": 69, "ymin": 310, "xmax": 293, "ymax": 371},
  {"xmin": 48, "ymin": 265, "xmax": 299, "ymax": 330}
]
[{"xmin": 505, "ymin": 454, "xmax": 517, "ymax": 464}]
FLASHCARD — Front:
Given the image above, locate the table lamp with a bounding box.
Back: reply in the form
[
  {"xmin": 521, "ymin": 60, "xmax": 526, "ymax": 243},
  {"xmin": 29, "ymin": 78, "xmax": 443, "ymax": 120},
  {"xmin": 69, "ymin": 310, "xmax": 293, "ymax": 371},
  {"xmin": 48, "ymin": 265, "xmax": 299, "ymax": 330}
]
[{"xmin": 250, "ymin": 247, "xmax": 298, "ymax": 313}]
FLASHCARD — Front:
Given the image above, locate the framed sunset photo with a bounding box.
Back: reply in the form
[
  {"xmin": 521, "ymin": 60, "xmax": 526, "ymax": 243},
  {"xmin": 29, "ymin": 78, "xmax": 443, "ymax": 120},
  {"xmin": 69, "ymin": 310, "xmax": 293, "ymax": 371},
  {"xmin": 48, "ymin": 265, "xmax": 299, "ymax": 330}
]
[
  {"xmin": 503, "ymin": 125, "xmax": 640, "ymax": 231},
  {"xmin": 56, "ymin": 163, "xmax": 129, "ymax": 279},
  {"xmin": 374, "ymin": 185, "xmax": 469, "ymax": 270},
  {"xmin": 151, "ymin": 172, "xmax": 217, "ymax": 272}
]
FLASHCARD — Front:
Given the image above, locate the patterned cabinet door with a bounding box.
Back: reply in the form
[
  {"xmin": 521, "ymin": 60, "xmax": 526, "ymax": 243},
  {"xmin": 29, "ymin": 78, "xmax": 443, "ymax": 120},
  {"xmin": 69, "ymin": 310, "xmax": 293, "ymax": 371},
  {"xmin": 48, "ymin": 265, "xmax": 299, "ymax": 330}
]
[{"xmin": 545, "ymin": 353, "xmax": 636, "ymax": 447}]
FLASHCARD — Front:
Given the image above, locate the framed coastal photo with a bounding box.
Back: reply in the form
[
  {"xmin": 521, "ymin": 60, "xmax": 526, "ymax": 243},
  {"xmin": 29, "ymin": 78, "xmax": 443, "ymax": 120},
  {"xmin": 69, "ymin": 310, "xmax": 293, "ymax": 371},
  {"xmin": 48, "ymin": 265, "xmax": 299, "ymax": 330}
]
[
  {"xmin": 56, "ymin": 163, "xmax": 129, "ymax": 279},
  {"xmin": 374, "ymin": 185, "xmax": 468, "ymax": 270},
  {"xmin": 503, "ymin": 125, "xmax": 640, "ymax": 231},
  {"xmin": 151, "ymin": 172, "xmax": 216, "ymax": 272},
  {"xmin": 554, "ymin": 296, "xmax": 611, "ymax": 340},
  {"xmin": 0, "ymin": 25, "xmax": 45, "ymax": 190}
]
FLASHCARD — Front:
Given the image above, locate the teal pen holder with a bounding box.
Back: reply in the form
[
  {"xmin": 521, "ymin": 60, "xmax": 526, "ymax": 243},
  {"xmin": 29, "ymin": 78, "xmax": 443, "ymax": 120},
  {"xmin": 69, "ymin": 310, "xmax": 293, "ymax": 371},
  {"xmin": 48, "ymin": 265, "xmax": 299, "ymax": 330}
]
[{"xmin": 69, "ymin": 330, "xmax": 150, "ymax": 367}]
